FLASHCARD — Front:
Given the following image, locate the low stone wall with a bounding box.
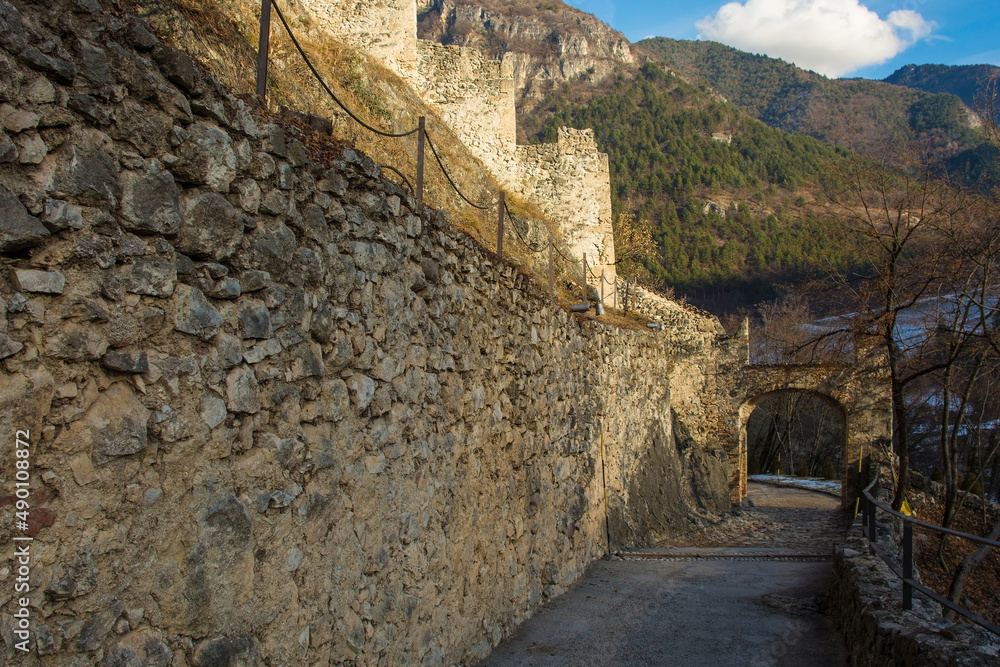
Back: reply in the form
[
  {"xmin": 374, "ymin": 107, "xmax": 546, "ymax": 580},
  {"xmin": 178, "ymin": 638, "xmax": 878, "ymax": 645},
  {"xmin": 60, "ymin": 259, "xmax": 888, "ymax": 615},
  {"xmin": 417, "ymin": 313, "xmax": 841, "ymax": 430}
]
[
  {"xmin": 829, "ymin": 526, "xmax": 1000, "ymax": 666},
  {"xmin": 0, "ymin": 1, "xmax": 731, "ymax": 664}
]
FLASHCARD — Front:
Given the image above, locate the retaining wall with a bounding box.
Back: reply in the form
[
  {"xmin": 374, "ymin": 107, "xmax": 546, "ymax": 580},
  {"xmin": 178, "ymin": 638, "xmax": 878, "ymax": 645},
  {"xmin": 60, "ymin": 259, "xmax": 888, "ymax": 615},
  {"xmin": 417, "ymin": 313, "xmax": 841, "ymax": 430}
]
[{"xmin": 0, "ymin": 1, "xmax": 731, "ymax": 663}]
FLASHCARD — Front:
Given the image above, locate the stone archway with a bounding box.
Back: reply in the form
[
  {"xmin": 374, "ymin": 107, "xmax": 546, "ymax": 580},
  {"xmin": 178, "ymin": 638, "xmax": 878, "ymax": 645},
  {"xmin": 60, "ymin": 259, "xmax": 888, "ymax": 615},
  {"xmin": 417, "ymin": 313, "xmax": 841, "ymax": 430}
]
[
  {"xmin": 716, "ymin": 332, "xmax": 893, "ymax": 509},
  {"xmin": 740, "ymin": 389, "xmax": 847, "ymax": 495}
]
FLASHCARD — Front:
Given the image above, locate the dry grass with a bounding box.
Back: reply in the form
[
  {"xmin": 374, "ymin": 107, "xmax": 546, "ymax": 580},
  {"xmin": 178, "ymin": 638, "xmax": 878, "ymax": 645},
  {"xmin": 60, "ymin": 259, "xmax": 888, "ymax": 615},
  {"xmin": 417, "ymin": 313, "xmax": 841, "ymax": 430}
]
[
  {"xmin": 910, "ymin": 495, "xmax": 1000, "ymax": 627},
  {"xmin": 114, "ymin": 0, "xmax": 674, "ymax": 327}
]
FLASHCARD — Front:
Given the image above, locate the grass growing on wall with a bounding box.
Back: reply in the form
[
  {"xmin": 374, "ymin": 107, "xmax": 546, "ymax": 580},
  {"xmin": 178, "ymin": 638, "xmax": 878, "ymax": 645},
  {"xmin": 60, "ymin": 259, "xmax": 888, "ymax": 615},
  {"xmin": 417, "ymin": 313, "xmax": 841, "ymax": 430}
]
[{"xmin": 116, "ymin": 0, "xmax": 624, "ymax": 316}]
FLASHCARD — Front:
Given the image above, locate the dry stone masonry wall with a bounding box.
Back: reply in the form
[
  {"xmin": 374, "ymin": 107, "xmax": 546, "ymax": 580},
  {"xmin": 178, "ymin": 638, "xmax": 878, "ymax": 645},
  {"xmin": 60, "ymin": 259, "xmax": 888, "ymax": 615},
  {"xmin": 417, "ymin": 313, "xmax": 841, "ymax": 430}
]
[
  {"xmin": 297, "ymin": 0, "xmax": 618, "ymax": 293},
  {"xmin": 0, "ymin": 1, "xmax": 732, "ymax": 664},
  {"xmin": 412, "ymin": 42, "xmax": 518, "ymax": 189}
]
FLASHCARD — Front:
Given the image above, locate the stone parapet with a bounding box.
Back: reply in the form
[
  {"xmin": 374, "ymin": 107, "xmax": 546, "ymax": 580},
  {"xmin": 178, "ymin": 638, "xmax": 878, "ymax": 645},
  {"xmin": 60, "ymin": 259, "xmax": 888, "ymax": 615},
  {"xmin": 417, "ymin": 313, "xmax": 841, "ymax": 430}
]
[{"xmin": 830, "ymin": 527, "xmax": 1000, "ymax": 666}]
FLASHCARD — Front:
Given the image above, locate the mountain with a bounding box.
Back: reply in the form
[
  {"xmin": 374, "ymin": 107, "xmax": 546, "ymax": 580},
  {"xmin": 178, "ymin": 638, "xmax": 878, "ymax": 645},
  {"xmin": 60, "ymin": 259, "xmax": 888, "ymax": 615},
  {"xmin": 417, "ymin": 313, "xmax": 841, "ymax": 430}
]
[
  {"xmin": 635, "ymin": 37, "xmax": 984, "ymax": 164},
  {"xmin": 528, "ymin": 61, "xmax": 860, "ymax": 308},
  {"xmin": 417, "ymin": 0, "xmax": 637, "ymax": 111},
  {"xmin": 883, "ymin": 64, "xmax": 1000, "ymax": 110}
]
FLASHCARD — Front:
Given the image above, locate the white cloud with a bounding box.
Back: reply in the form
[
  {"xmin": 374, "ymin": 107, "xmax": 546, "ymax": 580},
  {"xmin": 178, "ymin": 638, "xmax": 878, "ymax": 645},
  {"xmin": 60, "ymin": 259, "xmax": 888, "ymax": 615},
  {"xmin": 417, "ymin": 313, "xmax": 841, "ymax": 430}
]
[{"xmin": 696, "ymin": 0, "xmax": 936, "ymax": 78}]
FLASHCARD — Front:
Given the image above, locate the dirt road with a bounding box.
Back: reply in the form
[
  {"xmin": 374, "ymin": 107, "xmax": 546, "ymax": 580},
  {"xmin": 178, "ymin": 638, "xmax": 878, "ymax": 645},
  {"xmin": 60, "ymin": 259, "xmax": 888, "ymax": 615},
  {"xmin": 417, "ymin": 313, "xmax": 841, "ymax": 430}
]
[{"xmin": 480, "ymin": 482, "xmax": 847, "ymax": 666}]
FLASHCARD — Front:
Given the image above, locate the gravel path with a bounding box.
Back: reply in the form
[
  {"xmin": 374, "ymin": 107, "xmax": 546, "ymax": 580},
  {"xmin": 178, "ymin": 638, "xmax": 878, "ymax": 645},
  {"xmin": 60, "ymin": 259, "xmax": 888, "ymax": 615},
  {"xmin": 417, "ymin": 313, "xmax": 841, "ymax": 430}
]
[{"xmin": 480, "ymin": 483, "xmax": 848, "ymax": 666}]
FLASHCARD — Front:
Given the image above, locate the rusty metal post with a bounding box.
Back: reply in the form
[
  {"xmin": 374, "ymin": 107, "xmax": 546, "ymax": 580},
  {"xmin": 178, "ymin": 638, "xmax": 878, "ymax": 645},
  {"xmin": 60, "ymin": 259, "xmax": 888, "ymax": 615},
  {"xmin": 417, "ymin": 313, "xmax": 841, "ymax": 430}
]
[
  {"xmin": 497, "ymin": 191, "xmax": 505, "ymax": 259},
  {"xmin": 416, "ymin": 116, "xmax": 425, "ymax": 205},
  {"xmin": 255, "ymin": 0, "xmax": 272, "ymax": 101},
  {"xmin": 548, "ymin": 234, "xmax": 554, "ymax": 297},
  {"xmin": 582, "ymin": 254, "xmax": 588, "ymax": 301}
]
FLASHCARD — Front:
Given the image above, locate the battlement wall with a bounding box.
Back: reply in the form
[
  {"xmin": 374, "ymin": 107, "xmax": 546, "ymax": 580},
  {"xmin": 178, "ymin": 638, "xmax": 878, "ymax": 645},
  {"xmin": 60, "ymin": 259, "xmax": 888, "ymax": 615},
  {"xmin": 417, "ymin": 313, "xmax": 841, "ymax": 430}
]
[
  {"xmin": 516, "ymin": 128, "xmax": 616, "ymax": 285},
  {"xmin": 413, "ymin": 41, "xmax": 518, "ymax": 188}
]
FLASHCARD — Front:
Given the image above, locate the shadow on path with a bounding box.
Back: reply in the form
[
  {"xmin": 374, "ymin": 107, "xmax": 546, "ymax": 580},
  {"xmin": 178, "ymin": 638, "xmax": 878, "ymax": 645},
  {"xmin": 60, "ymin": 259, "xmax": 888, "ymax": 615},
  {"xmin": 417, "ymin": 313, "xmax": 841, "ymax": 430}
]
[{"xmin": 480, "ymin": 483, "xmax": 847, "ymax": 666}]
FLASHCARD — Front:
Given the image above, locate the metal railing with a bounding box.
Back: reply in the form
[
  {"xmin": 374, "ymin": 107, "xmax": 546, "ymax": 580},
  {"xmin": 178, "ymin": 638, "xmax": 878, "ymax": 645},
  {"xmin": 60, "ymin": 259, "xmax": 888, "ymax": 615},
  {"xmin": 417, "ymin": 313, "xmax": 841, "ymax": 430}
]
[{"xmin": 860, "ymin": 480, "xmax": 1000, "ymax": 636}]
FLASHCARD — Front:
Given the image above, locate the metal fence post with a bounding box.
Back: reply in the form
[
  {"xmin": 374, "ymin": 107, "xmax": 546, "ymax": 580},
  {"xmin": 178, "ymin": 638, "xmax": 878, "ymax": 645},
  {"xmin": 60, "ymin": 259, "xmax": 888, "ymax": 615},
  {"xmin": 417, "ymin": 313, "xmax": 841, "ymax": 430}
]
[
  {"xmin": 600, "ymin": 269, "xmax": 605, "ymax": 305},
  {"xmin": 903, "ymin": 520, "xmax": 913, "ymax": 610},
  {"xmin": 582, "ymin": 254, "xmax": 588, "ymax": 301},
  {"xmin": 548, "ymin": 234, "xmax": 554, "ymax": 297},
  {"xmin": 256, "ymin": 0, "xmax": 272, "ymax": 101},
  {"xmin": 497, "ymin": 191, "xmax": 505, "ymax": 259},
  {"xmin": 416, "ymin": 116, "xmax": 425, "ymax": 205},
  {"xmin": 867, "ymin": 496, "xmax": 877, "ymax": 556}
]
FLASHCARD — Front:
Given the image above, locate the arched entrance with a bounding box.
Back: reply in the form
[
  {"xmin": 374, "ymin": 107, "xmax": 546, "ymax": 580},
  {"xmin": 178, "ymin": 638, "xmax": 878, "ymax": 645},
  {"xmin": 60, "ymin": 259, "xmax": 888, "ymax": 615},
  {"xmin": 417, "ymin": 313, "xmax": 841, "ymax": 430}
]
[
  {"xmin": 716, "ymin": 333, "xmax": 892, "ymax": 509},
  {"xmin": 740, "ymin": 390, "xmax": 847, "ymax": 497}
]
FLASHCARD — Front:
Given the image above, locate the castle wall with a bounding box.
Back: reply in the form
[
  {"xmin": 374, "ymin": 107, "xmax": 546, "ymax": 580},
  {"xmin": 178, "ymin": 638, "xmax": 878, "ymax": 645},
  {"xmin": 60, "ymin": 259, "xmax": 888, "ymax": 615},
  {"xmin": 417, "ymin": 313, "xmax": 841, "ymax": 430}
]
[
  {"xmin": 295, "ymin": 0, "xmax": 618, "ymax": 291},
  {"xmin": 516, "ymin": 128, "xmax": 617, "ymax": 286},
  {"xmin": 0, "ymin": 2, "xmax": 730, "ymax": 663},
  {"xmin": 297, "ymin": 0, "xmax": 418, "ymax": 76},
  {"xmin": 412, "ymin": 41, "xmax": 519, "ymax": 189}
]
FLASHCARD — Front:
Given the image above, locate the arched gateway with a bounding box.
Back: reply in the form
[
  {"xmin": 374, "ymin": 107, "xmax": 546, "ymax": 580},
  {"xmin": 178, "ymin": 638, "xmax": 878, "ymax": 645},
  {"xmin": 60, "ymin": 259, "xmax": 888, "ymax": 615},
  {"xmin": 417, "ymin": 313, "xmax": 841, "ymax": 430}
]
[{"xmin": 717, "ymin": 328, "xmax": 893, "ymax": 508}]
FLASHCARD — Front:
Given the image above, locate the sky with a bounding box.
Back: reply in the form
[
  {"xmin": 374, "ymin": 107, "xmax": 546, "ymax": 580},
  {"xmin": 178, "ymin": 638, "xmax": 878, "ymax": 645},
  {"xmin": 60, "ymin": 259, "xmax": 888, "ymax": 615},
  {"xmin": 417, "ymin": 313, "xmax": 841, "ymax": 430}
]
[{"xmin": 563, "ymin": 0, "xmax": 1000, "ymax": 79}]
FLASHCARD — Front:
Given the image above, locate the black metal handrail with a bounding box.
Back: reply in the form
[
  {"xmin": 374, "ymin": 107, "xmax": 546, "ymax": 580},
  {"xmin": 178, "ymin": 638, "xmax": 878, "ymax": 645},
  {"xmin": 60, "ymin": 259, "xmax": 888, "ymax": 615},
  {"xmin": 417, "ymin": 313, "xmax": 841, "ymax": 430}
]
[{"xmin": 861, "ymin": 481, "xmax": 1000, "ymax": 636}]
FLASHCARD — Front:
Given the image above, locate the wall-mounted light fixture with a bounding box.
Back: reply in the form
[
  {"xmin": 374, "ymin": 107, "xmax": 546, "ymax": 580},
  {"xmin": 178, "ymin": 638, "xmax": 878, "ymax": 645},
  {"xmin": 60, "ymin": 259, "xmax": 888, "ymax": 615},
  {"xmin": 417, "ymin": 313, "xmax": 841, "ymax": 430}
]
[{"xmin": 646, "ymin": 322, "xmax": 664, "ymax": 331}]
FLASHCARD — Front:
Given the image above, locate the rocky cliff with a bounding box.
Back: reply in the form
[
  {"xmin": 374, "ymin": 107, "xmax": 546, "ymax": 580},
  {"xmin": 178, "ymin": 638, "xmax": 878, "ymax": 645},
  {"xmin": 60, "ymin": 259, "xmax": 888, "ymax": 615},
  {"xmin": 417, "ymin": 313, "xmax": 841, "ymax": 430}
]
[{"xmin": 417, "ymin": 0, "xmax": 636, "ymax": 106}]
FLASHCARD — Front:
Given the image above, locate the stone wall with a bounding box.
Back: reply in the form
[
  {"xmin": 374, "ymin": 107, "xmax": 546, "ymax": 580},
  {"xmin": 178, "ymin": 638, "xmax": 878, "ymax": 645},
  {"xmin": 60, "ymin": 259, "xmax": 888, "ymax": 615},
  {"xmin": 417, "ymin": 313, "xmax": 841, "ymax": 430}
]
[
  {"xmin": 830, "ymin": 525, "xmax": 1000, "ymax": 666},
  {"xmin": 0, "ymin": 1, "xmax": 732, "ymax": 664},
  {"xmin": 411, "ymin": 42, "xmax": 518, "ymax": 189},
  {"xmin": 516, "ymin": 128, "xmax": 616, "ymax": 285},
  {"xmin": 297, "ymin": 0, "xmax": 418, "ymax": 77}
]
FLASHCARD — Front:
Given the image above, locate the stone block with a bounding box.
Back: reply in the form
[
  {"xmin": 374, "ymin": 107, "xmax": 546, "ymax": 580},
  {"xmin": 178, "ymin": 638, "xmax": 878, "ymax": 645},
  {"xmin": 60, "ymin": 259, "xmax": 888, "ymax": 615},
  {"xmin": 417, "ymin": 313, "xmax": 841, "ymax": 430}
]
[
  {"xmin": 46, "ymin": 325, "xmax": 108, "ymax": 361},
  {"xmin": 193, "ymin": 637, "xmax": 259, "ymax": 667},
  {"xmin": 226, "ymin": 365, "xmax": 260, "ymax": 414},
  {"xmin": 126, "ymin": 258, "xmax": 176, "ymax": 297},
  {"xmin": 14, "ymin": 269, "xmax": 64, "ymax": 294},
  {"xmin": 241, "ymin": 270, "xmax": 270, "ymax": 293},
  {"xmin": 47, "ymin": 144, "xmax": 121, "ymax": 207},
  {"xmin": 0, "ymin": 0, "xmax": 25, "ymax": 52},
  {"xmin": 21, "ymin": 47, "xmax": 77, "ymax": 84},
  {"xmin": 0, "ymin": 103, "xmax": 39, "ymax": 133},
  {"xmin": 171, "ymin": 122, "xmax": 236, "ymax": 192},
  {"xmin": 173, "ymin": 284, "xmax": 223, "ymax": 340},
  {"xmin": 0, "ymin": 183, "xmax": 49, "ymax": 252},
  {"xmin": 176, "ymin": 191, "xmax": 242, "ymax": 260},
  {"xmin": 151, "ymin": 45, "xmax": 204, "ymax": 95},
  {"xmin": 41, "ymin": 198, "xmax": 84, "ymax": 232},
  {"xmin": 101, "ymin": 350, "xmax": 149, "ymax": 374},
  {"xmin": 237, "ymin": 300, "xmax": 271, "ymax": 340},
  {"xmin": 86, "ymin": 383, "xmax": 150, "ymax": 462},
  {"xmin": 119, "ymin": 162, "xmax": 183, "ymax": 234},
  {"xmin": 347, "ymin": 374, "xmax": 376, "ymax": 411}
]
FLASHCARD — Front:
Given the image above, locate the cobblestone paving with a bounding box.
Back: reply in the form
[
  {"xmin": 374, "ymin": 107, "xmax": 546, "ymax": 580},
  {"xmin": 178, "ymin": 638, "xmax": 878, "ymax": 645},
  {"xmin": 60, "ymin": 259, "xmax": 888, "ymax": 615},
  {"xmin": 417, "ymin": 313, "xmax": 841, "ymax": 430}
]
[{"xmin": 652, "ymin": 482, "xmax": 847, "ymax": 553}]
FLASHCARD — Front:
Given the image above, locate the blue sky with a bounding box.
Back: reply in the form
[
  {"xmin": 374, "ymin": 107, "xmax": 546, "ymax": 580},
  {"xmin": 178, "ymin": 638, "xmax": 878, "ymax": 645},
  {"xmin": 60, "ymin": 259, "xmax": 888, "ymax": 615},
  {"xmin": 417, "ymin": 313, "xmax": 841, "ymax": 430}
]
[{"xmin": 564, "ymin": 0, "xmax": 1000, "ymax": 79}]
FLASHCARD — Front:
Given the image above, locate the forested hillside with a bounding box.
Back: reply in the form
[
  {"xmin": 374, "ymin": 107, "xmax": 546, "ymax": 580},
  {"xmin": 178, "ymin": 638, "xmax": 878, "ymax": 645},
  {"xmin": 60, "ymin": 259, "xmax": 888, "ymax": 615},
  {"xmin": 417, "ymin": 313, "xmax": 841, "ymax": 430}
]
[
  {"xmin": 525, "ymin": 62, "xmax": 861, "ymax": 306},
  {"xmin": 635, "ymin": 38, "xmax": 986, "ymax": 168},
  {"xmin": 884, "ymin": 63, "xmax": 1000, "ymax": 109}
]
